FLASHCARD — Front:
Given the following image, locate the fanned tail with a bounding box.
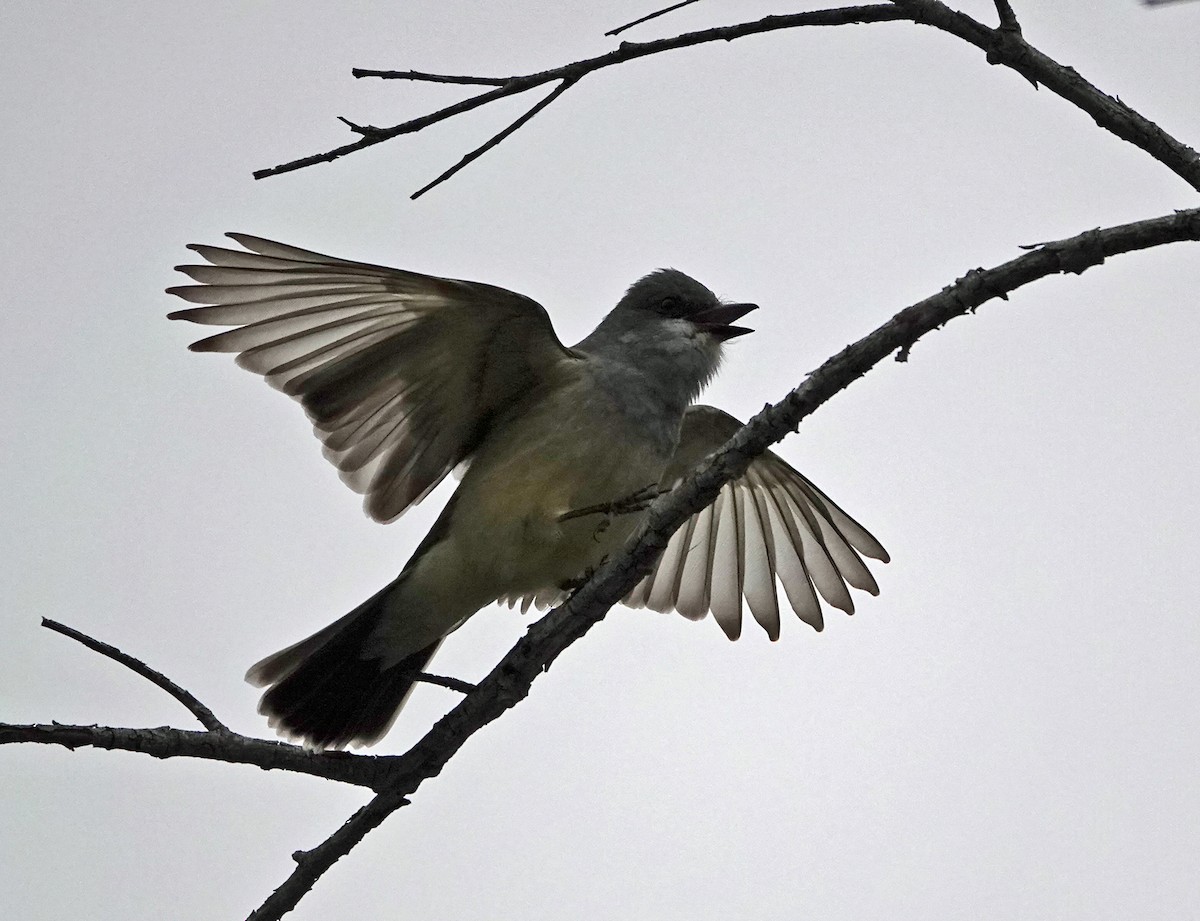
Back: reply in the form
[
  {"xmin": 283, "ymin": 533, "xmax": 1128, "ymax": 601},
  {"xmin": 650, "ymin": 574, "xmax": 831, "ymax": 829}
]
[{"xmin": 246, "ymin": 584, "xmax": 442, "ymax": 750}]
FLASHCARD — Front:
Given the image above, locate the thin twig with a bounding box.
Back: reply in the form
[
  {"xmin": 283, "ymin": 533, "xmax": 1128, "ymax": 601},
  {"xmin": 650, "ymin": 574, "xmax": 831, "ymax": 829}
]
[
  {"xmin": 254, "ymin": 83, "xmax": 512, "ymax": 178},
  {"xmin": 336, "ymin": 116, "xmax": 388, "ymax": 138},
  {"xmin": 410, "ymin": 76, "xmax": 580, "ymax": 199},
  {"xmin": 41, "ymin": 618, "xmax": 230, "ymax": 733},
  {"xmin": 252, "ymin": 5, "xmax": 908, "ymax": 181},
  {"xmin": 414, "ymin": 672, "xmax": 476, "ymax": 695},
  {"xmin": 606, "ymin": 0, "xmax": 704, "ymax": 37},
  {"xmin": 355, "ymin": 69, "xmax": 509, "ymax": 86}
]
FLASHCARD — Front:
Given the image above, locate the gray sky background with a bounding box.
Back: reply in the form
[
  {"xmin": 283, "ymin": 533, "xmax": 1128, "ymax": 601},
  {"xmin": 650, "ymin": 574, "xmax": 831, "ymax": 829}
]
[{"xmin": 3, "ymin": 3, "xmax": 1198, "ymax": 919}]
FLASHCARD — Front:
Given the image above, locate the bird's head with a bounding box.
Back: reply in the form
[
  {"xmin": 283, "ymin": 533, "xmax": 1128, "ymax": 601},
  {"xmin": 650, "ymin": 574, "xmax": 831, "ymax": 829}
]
[
  {"xmin": 577, "ymin": 269, "xmax": 758, "ymax": 411},
  {"xmin": 615, "ymin": 268, "xmax": 758, "ymax": 342}
]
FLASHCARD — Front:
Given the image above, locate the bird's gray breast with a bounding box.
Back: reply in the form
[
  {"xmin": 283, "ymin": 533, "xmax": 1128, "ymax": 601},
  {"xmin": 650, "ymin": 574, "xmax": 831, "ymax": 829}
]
[{"xmin": 580, "ymin": 356, "xmax": 690, "ymax": 459}]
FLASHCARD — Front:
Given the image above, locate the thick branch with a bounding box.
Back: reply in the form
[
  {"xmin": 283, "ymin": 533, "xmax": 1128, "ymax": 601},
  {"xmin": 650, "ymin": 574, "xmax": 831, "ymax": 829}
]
[
  {"xmin": 8, "ymin": 620, "xmax": 406, "ymax": 788},
  {"xmin": 241, "ymin": 206, "xmax": 1200, "ymax": 919},
  {"xmin": 0, "ymin": 722, "xmax": 395, "ymax": 789}
]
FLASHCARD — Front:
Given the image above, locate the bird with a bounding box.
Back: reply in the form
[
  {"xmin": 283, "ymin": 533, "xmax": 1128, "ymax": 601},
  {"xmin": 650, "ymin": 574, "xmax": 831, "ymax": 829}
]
[{"xmin": 168, "ymin": 234, "xmax": 889, "ymax": 749}]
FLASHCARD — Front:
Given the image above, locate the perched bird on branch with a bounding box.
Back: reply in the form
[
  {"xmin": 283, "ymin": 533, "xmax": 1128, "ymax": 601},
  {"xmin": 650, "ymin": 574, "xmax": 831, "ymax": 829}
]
[{"xmin": 169, "ymin": 235, "xmax": 888, "ymax": 749}]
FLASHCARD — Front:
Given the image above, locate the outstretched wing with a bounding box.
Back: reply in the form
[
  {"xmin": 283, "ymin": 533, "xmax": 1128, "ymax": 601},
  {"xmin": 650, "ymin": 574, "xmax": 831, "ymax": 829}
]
[
  {"xmin": 168, "ymin": 234, "xmax": 575, "ymax": 522},
  {"xmin": 624, "ymin": 405, "xmax": 889, "ymax": 639}
]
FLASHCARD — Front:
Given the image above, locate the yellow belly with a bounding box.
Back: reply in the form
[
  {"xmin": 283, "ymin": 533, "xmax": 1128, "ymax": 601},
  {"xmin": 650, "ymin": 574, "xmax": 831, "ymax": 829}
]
[
  {"xmin": 460, "ymin": 437, "xmax": 661, "ymax": 591},
  {"xmin": 418, "ymin": 384, "xmax": 672, "ymax": 605}
]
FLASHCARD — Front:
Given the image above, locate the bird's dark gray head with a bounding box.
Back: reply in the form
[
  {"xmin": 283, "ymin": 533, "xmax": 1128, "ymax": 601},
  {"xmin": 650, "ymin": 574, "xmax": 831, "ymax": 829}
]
[
  {"xmin": 574, "ymin": 269, "xmax": 759, "ymax": 418},
  {"xmin": 615, "ymin": 269, "xmax": 757, "ymax": 341}
]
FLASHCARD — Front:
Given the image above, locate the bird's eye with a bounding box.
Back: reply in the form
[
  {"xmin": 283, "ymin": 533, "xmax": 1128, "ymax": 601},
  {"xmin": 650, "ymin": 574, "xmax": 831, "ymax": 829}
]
[{"xmin": 659, "ymin": 295, "xmax": 684, "ymax": 317}]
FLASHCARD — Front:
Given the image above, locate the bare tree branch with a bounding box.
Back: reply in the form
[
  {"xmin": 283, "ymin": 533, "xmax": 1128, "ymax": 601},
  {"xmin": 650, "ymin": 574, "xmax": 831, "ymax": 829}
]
[
  {"xmin": 253, "ymin": 3, "xmax": 1200, "ymax": 195},
  {"xmin": 11, "ymin": 620, "xmax": 400, "ymax": 789},
  {"xmin": 252, "ymin": 5, "xmax": 908, "ymax": 181},
  {"xmin": 0, "ymin": 722, "xmax": 395, "ymax": 789},
  {"xmin": 246, "ymin": 788, "xmax": 409, "ymax": 921},
  {"xmin": 606, "ymin": 0, "xmax": 704, "ymax": 37},
  {"xmin": 360, "ymin": 69, "xmax": 509, "ymax": 86},
  {"xmin": 42, "ymin": 617, "xmax": 229, "ymax": 733},
  {"xmin": 410, "ymin": 76, "xmax": 580, "ymax": 199}
]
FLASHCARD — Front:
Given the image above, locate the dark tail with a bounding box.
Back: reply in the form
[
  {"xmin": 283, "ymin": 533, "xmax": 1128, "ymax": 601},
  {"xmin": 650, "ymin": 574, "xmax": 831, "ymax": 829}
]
[{"xmin": 246, "ymin": 586, "xmax": 442, "ymax": 750}]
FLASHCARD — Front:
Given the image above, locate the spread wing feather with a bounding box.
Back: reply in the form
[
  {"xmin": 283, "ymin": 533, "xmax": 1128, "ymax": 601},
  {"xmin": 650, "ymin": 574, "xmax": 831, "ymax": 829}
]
[
  {"xmin": 624, "ymin": 405, "xmax": 889, "ymax": 639},
  {"xmin": 168, "ymin": 234, "xmax": 574, "ymax": 522},
  {"xmin": 502, "ymin": 405, "xmax": 888, "ymax": 640}
]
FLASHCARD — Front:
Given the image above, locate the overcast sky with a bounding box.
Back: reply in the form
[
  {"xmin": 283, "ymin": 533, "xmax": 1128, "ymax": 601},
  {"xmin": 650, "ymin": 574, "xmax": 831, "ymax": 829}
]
[{"xmin": 3, "ymin": 2, "xmax": 1198, "ymax": 919}]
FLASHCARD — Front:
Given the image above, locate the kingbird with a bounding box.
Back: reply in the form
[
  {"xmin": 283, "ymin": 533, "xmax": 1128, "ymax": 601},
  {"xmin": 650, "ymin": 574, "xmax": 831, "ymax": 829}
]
[{"xmin": 168, "ymin": 235, "xmax": 888, "ymax": 749}]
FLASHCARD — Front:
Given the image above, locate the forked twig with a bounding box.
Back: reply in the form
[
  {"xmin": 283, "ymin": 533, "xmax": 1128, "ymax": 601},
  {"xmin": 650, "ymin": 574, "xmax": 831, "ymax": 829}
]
[
  {"xmin": 41, "ymin": 618, "xmax": 229, "ymax": 733},
  {"xmin": 411, "ymin": 76, "xmax": 580, "ymax": 199},
  {"xmin": 254, "ymin": 3, "xmax": 1200, "ymax": 195},
  {"xmin": 253, "ymin": 6, "xmax": 909, "ymax": 184}
]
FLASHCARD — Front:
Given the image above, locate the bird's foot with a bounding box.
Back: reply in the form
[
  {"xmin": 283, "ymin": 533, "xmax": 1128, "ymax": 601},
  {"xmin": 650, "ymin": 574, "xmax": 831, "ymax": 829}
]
[
  {"xmin": 557, "ymin": 483, "xmax": 665, "ymax": 523},
  {"xmin": 560, "ymin": 556, "xmax": 610, "ymax": 593}
]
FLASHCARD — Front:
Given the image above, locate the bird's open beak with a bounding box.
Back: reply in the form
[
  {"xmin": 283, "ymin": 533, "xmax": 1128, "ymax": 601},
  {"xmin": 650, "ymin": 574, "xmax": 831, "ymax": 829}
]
[{"xmin": 693, "ymin": 302, "xmax": 758, "ymax": 340}]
